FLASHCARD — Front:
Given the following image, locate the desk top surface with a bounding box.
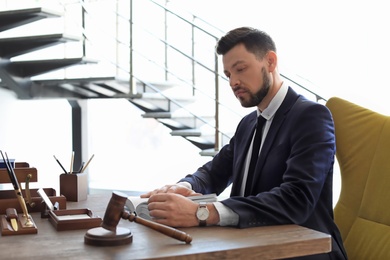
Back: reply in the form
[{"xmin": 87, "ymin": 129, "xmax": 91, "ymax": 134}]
[{"xmin": 0, "ymin": 192, "xmax": 331, "ymax": 259}]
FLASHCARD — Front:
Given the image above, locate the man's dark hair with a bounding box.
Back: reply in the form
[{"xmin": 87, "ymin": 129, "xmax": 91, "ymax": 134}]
[{"xmin": 216, "ymin": 27, "xmax": 276, "ymax": 59}]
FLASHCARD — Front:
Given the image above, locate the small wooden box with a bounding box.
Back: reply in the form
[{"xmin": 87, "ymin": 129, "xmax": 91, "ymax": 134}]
[
  {"xmin": 0, "ymin": 188, "xmax": 66, "ymax": 215},
  {"xmin": 60, "ymin": 173, "xmax": 88, "ymax": 202},
  {"xmin": 0, "ymin": 162, "xmax": 37, "ymax": 184},
  {"xmin": 48, "ymin": 208, "xmax": 102, "ymax": 231}
]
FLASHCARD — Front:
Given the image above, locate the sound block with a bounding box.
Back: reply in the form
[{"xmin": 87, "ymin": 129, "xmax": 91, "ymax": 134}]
[{"xmin": 84, "ymin": 227, "xmax": 133, "ymax": 246}]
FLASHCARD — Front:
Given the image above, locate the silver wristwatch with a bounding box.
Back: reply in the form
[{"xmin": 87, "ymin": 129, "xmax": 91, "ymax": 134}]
[{"xmin": 196, "ymin": 202, "xmax": 209, "ymax": 226}]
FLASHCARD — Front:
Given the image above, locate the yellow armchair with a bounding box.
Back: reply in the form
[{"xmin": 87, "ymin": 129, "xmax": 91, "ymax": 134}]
[{"xmin": 326, "ymin": 97, "xmax": 390, "ymax": 259}]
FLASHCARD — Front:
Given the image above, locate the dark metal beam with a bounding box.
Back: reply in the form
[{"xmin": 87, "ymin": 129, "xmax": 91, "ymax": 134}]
[{"xmin": 68, "ymin": 100, "xmax": 82, "ymax": 171}]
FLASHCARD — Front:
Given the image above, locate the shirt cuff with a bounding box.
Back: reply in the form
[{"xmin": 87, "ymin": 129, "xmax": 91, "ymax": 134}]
[
  {"xmin": 177, "ymin": 181, "xmax": 192, "ymax": 189},
  {"xmin": 177, "ymin": 182, "xmax": 238, "ymax": 226},
  {"xmin": 213, "ymin": 202, "xmax": 239, "ymax": 226}
]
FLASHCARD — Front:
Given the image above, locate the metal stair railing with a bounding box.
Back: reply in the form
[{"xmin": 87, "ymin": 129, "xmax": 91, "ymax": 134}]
[
  {"xmin": 128, "ymin": 0, "xmax": 244, "ymax": 150},
  {"xmin": 129, "ymin": 0, "xmax": 327, "ymax": 149},
  {"xmin": 73, "ymin": 0, "xmax": 238, "ymax": 150},
  {"xmin": 3, "ymin": 0, "xmax": 326, "ymax": 153},
  {"xmin": 70, "ymin": 0, "xmax": 328, "ymax": 152}
]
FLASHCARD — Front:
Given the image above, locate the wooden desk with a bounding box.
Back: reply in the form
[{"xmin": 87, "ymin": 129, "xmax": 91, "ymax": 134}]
[{"xmin": 0, "ymin": 192, "xmax": 331, "ymax": 259}]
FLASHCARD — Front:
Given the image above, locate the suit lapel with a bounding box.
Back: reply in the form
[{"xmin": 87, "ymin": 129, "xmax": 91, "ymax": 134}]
[
  {"xmin": 249, "ymin": 87, "xmax": 299, "ymax": 193},
  {"xmin": 231, "ymin": 113, "xmax": 257, "ymax": 195}
]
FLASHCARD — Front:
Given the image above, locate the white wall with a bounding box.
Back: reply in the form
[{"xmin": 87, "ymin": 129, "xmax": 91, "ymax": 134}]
[
  {"xmin": 0, "ymin": 89, "xmax": 210, "ymax": 193},
  {"xmin": 177, "ymin": 0, "xmax": 390, "ymax": 116},
  {"xmin": 85, "ymin": 98, "xmax": 210, "ymax": 192},
  {"xmin": 0, "ymin": 89, "xmax": 72, "ymax": 192}
]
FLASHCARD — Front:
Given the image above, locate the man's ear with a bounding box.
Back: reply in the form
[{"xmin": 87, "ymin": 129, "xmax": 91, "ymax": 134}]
[{"xmin": 266, "ymin": 51, "xmax": 277, "ymax": 72}]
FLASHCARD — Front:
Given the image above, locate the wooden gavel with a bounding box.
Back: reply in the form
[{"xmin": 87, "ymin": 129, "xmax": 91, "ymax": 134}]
[
  {"xmin": 85, "ymin": 191, "xmax": 192, "ymax": 246},
  {"xmin": 121, "ymin": 211, "xmax": 192, "ymax": 244}
]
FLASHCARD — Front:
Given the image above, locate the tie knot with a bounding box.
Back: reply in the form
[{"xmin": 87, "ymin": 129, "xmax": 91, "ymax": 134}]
[{"xmin": 257, "ymin": 115, "xmax": 266, "ymax": 126}]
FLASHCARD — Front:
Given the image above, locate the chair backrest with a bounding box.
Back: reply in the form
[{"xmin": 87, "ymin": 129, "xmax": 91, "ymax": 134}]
[{"xmin": 326, "ymin": 97, "xmax": 390, "ymax": 259}]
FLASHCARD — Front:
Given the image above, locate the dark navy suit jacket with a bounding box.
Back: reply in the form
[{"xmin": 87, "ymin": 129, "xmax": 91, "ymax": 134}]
[{"xmin": 181, "ymin": 87, "xmax": 347, "ymax": 259}]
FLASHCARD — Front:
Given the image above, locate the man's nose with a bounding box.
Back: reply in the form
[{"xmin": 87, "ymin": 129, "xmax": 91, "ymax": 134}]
[{"xmin": 229, "ymin": 75, "xmax": 240, "ymax": 88}]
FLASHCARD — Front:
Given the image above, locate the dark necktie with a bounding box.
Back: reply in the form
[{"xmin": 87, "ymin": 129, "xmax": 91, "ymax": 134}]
[{"xmin": 245, "ymin": 115, "xmax": 266, "ymax": 196}]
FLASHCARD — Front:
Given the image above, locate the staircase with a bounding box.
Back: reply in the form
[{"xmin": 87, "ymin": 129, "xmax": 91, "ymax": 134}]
[{"xmin": 0, "ymin": 1, "xmax": 327, "ymax": 157}]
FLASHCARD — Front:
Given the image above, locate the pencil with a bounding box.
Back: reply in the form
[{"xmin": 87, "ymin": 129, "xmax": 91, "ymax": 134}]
[
  {"xmin": 53, "ymin": 155, "xmax": 68, "ymax": 174},
  {"xmin": 69, "ymin": 151, "xmax": 74, "ymax": 174},
  {"xmin": 81, "ymin": 154, "xmax": 95, "ymax": 173}
]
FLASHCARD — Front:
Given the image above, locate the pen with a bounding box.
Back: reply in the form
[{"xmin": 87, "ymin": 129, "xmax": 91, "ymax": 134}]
[
  {"xmin": 77, "ymin": 161, "xmax": 85, "ymax": 173},
  {"xmin": 81, "ymin": 154, "xmax": 94, "ymax": 173},
  {"xmin": 69, "ymin": 151, "xmax": 74, "ymax": 174},
  {"xmin": 0, "ymin": 150, "xmax": 33, "ymax": 227},
  {"xmin": 53, "ymin": 155, "xmax": 68, "ymax": 174}
]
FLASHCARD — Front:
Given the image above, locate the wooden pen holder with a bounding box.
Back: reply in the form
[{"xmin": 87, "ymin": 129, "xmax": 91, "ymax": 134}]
[
  {"xmin": 60, "ymin": 173, "xmax": 88, "ymax": 202},
  {"xmin": 0, "ymin": 213, "xmax": 38, "ymax": 236}
]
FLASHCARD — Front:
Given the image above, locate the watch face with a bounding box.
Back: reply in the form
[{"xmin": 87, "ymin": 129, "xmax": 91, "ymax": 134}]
[{"xmin": 196, "ymin": 207, "xmax": 209, "ymax": 221}]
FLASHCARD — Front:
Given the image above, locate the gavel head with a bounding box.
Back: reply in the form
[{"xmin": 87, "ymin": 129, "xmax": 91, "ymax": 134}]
[
  {"xmin": 101, "ymin": 191, "xmax": 128, "ymax": 232},
  {"xmin": 84, "ymin": 191, "xmax": 133, "ymax": 246}
]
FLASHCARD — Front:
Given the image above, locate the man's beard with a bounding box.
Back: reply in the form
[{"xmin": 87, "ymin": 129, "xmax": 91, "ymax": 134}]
[{"xmin": 240, "ymin": 67, "xmax": 271, "ymax": 108}]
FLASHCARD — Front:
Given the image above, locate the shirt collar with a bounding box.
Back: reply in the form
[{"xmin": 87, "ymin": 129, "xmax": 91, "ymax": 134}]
[{"xmin": 257, "ymin": 81, "xmax": 288, "ymax": 120}]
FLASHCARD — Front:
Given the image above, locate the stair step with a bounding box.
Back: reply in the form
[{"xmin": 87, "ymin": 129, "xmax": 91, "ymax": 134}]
[
  {"xmin": 136, "ymin": 81, "xmax": 181, "ymax": 93},
  {"xmin": 171, "ymin": 129, "xmax": 202, "ymax": 137},
  {"xmin": 128, "ymin": 99, "xmax": 166, "ymax": 113},
  {"xmin": 157, "ymin": 119, "xmax": 191, "ymax": 131},
  {"xmin": 0, "ymin": 7, "xmax": 61, "ymax": 32},
  {"xmin": 33, "ymin": 76, "xmax": 116, "ymax": 86},
  {"xmin": 132, "ymin": 92, "xmax": 196, "ymax": 112},
  {"xmin": 0, "ymin": 34, "xmax": 80, "ymax": 59},
  {"xmin": 142, "ymin": 112, "xmax": 172, "ymax": 118},
  {"xmin": 142, "ymin": 110, "xmax": 199, "ymax": 119},
  {"xmin": 30, "ymin": 76, "xmax": 120, "ymax": 98},
  {"xmin": 58, "ymin": 83, "xmax": 99, "ymax": 98},
  {"xmin": 31, "ymin": 82, "xmax": 98, "ymax": 99},
  {"xmin": 143, "ymin": 107, "xmax": 214, "ymax": 118},
  {"xmin": 66, "ymin": 82, "xmax": 128, "ymax": 98},
  {"xmin": 143, "ymin": 110, "xmax": 215, "ymax": 129},
  {"xmin": 95, "ymin": 81, "xmax": 130, "ymax": 95},
  {"xmin": 185, "ymin": 136, "xmax": 215, "ymax": 150},
  {"xmin": 121, "ymin": 91, "xmax": 195, "ymax": 104},
  {"xmin": 76, "ymin": 82, "xmax": 118, "ymax": 97},
  {"xmin": 139, "ymin": 92, "xmax": 195, "ymax": 102},
  {"xmin": 199, "ymin": 148, "xmax": 219, "ymax": 157},
  {"xmin": 8, "ymin": 57, "xmax": 98, "ymax": 77}
]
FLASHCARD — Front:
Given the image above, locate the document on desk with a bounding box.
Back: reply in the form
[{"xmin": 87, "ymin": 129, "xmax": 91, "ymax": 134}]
[
  {"xmin": 125, "ymin": 193, "xmax": 217, "ymax": 220},
  {"xmin": 56, "ymin": 214, "xmax": 91, "ymax": 221}
]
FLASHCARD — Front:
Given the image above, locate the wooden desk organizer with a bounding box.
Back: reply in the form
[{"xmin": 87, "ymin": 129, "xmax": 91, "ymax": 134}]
[
  {"xmin": 0, "ymin": 162, "xmax": 66, "ymax": 214},
  {"xmin": 0, "ymin": 162, "xmax": 66, "ymax": 235},
  {"xmin": 48, "ymin": 208, "xmax": 102, "ymax": 231},
  {"xmin": 0, "ymin": 213, "xmax": 38, "ymax": 236}
]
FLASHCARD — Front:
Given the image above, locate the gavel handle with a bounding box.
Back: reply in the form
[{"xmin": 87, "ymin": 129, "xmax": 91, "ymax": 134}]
[{"xmin": 122, "ymin": 211, "xmax": 192, "ymax": 244}]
